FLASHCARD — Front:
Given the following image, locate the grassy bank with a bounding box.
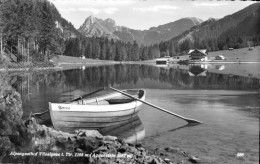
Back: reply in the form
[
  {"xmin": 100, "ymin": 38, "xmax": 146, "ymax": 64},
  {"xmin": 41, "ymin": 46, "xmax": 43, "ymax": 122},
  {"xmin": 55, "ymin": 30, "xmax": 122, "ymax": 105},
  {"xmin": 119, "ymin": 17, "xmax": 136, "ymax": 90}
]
[
  {"xmin": 51, "ymin": 55, "xmax": 120, "ymax": 65},
  {"xmin": 208, "ymin": 46, "xmax": 260, "ymax": 62},
  {"xmin": 173, "ymin": 46, "xmax": 260, "ymax": 63},
  {"xmin": 0, "ymin": 61, "xmax": 62, "ymax": 72}
]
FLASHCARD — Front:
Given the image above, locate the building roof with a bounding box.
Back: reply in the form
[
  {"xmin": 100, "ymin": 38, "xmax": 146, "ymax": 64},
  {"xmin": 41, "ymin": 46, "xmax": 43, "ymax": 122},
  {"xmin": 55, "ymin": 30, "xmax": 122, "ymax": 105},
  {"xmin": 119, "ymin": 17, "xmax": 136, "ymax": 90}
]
[{"xmin": 188, "ymin": 49, "xmax": 207, "ymax": 55}]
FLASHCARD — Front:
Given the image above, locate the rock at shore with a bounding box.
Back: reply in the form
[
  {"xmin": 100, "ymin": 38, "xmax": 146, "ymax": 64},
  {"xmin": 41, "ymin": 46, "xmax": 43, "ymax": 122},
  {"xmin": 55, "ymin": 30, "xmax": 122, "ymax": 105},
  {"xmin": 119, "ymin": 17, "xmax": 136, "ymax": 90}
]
[{"xmin": 0, "ymin": 75, "xmax": 30, "ymax": 161}]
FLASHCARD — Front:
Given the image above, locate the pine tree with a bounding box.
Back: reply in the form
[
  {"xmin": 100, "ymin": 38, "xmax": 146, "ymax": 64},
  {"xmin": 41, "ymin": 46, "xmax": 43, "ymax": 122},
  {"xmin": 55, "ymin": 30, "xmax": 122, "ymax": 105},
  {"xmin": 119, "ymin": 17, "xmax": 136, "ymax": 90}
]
[{"xmin": 100, "ymin": 42, "xmax": 106, "ymax": 60}]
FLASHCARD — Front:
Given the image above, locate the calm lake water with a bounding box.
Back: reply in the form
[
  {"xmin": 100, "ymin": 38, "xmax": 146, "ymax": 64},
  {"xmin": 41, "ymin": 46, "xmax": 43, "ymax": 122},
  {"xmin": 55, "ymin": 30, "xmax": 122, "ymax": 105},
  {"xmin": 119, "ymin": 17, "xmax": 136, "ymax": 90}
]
[{"xmin": 11, "ymin": 63, "xmax": 259, "ymax": 164}]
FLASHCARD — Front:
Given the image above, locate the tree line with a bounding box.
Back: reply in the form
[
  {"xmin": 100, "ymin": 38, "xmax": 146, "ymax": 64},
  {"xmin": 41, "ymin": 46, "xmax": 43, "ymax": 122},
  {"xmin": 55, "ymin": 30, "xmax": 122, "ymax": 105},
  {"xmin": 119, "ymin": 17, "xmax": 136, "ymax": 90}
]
[
  {"xmin": 64, "ymin": 37, "xmax": 160, "ymax": 61},
  {"xmin": 0, "ymin": 0, "xmax": 78, "ymax": 63}
]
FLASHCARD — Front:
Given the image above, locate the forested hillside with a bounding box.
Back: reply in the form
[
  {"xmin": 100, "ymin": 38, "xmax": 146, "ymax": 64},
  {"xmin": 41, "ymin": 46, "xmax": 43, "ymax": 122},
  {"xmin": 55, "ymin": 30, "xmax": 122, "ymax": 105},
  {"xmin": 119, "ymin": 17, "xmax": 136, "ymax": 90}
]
[
  {"xmin": 157, "ymin": 3, "xmax": 260, "ymax": 56},
  {"xmin": 218, "ymin": 5, "xmax": 260, "ymax": 47},
  {"xmin": 0, "ymin": 0, "xmax": 79, "ymax": 62},
  {"xmin": 64, "ymin": 37, "xmax": 160, "ymax": 61}
]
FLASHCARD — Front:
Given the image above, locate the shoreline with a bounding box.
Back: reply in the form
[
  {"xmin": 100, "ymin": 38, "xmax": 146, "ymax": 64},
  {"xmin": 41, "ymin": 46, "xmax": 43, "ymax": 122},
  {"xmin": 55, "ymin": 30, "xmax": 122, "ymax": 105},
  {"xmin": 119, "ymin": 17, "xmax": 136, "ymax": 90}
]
[
  {"xmin": 0, "ymin": 66, "xmax": 62, "ymax": 72},
  {"xmin": 177, "ymin": 61, "xmax": 260, "ymax": 64},
  {"xmin": 0, "ymin": 60, "xmax": 258, "ymax": 73}
]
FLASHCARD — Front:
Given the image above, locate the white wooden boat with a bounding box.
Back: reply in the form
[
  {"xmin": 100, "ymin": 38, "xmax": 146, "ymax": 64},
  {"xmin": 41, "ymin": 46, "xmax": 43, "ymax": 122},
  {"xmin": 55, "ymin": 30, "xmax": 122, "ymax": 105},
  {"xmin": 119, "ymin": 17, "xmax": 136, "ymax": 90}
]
[{"xmin": 49, "ymin": 89, "xmax": 145, "ymax": 130}]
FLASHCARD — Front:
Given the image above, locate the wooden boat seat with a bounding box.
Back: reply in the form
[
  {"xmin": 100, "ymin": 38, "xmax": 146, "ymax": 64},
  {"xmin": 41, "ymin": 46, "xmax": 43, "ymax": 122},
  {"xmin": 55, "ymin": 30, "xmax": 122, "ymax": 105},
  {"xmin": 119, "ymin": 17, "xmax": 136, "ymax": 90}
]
[
  {"xmin": 80, "ymin": 100, "xmax": 110, "ymax": 105},
  {"xmin": 106, "ymin": 98, "xmax": 134, "ymax": 104}
]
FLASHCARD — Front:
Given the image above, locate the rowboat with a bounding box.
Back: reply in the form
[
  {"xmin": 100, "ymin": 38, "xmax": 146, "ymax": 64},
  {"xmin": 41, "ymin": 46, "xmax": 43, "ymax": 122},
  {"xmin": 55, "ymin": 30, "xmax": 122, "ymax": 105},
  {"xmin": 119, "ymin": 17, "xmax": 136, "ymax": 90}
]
[{"xmin": 49, "ymin": 89, "xmax": 145, "ymax": 131}]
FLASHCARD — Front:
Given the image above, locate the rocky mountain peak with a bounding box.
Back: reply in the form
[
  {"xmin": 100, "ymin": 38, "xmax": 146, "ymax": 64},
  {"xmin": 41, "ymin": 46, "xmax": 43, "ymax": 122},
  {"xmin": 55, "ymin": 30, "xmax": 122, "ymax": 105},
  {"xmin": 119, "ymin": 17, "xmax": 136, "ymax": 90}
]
[
  {"xmin": 88, "ymin": 15, "xmax": 96, "ymax": 23},
  {"xmin": 105, "ymin": 18, "xmax": 115, "ymax": 24},
  {"xmin": 78, "ymin": 16, "xmax": 119, "ymax": 40},
  {"xmin": 83, "ymin": 15, "xmax": 97, "ymax": 25}
]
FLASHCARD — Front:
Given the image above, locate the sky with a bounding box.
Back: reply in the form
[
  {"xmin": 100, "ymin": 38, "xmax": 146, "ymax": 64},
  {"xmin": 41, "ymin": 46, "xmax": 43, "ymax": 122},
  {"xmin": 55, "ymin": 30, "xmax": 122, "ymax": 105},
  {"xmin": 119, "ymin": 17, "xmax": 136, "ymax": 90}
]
[{"xmin": 50, "ymin": 0, "xmax": 257, "ymax": 30}]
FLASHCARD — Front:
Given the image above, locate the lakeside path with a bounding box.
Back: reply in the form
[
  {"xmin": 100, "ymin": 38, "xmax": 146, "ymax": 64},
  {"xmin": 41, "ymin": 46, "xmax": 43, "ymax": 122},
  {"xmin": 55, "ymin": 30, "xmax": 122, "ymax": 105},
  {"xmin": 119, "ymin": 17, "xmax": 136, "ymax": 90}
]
[
  {"xmin": 0, "ymin": 66, "xmax": 62, "ymax": 72},
  {"xmin": 51, "ymin": 55, "xmax": 122, "ymax": 65}
]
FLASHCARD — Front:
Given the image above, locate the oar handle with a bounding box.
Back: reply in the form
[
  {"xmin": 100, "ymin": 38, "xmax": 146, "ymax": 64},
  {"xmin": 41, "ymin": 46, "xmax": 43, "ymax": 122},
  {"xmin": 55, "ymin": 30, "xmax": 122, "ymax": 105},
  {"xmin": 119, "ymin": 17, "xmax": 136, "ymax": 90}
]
[{"xmin": 110, "ymin": 87, "xmax": 202, "ymax": 124}]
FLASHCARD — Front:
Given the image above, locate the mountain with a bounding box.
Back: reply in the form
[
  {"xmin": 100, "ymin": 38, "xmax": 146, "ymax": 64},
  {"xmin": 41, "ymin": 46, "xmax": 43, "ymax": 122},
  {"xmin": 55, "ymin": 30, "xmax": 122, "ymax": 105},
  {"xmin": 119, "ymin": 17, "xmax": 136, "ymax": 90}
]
[
  {"xmin": 144, "ymin": 17, "xmax": 202, "ymax": 45},
  {"xmin": 158, "ymin": 3, "xmax": 260, "ymax": 54},
  {"xmin": 78, "ymin": 16, "xmax": 203, "ymax": 45},
  {"xmin": 186, "ymin": 3, "xmax": 260, "ymax": 43},
  {"xmin": 78, "ymin": 16, "xmax": 119, "ymax": 40},
  {"xmin": 219, "ymin": 5, "xmax": 260, "ymax": 39},
  {"xmin": 1, "ymin": 0, "xmax": 81, "ymax": 62}
]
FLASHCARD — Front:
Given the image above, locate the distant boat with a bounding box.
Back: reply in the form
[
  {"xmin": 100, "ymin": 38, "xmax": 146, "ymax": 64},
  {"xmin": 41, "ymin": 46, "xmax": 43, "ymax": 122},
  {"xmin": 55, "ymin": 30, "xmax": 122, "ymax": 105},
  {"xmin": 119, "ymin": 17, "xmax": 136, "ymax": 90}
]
[{"xmin": 49, "ymin": 89, "xmax": 146, "ymax": 130}]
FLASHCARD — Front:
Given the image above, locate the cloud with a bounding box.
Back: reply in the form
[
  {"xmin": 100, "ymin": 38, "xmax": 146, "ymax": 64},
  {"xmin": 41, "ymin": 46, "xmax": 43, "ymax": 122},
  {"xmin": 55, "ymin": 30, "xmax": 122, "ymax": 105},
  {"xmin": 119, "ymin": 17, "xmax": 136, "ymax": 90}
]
[
  {"xmin": 133, "ymin": 5, "xmax": 179, "ymax": 12},
  {"xmin": 50, "ymin": 0, "xmax": 134, "ymax": 6},
  {"xmin": 194, "ymin": 2, "xmax": 228, "ymax": 7},
  {"xmin": 79, "ymin": 8, "xmax": 101, "ymax": 14},
  {"xmin": 57, "ymin": 7, "xmax": 119, "ymax": 15},
  {"xmin": 58, "ymin": 8, "xmax": 77, "ymax": 13},
  {"xmin": 104, "ymin": 7, "xmax": 119, "ymax": 14}
]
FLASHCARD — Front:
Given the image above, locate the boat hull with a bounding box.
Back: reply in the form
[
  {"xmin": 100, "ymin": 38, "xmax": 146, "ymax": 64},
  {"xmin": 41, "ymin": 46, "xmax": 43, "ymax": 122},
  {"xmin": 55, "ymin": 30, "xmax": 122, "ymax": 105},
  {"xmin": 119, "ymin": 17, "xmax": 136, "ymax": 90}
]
[{"xmin": 49, "ymin": 89, "xmax": 145, "ymax": 131}]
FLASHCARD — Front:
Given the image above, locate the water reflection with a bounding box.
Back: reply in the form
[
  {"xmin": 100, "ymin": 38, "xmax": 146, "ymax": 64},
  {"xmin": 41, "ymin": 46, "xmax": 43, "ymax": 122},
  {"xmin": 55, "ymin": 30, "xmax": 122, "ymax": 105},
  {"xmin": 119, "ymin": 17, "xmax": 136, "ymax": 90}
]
[
  {"xmin": 188, "ymin": 64, "xmax": 226, "ymax": 76},
  {"xmin": 35, "ymin": 114, "xmax": 145, "ymax": 144},
  {"xmin": 99, "ymin": 115, "xmax": 145, "ymax": 144},
  {"xmin": 81, "ymin": 66, "xmax": 85, "ymax": 70},
  {"xmin": 215, "ymin": 64, "xmax": 225, "ymax": 70},
  {"xmin": 188, "ymin": 65, "xmax": 207, "ymax": 76},
  {"xmin": 7, "ymin": 64, "xmax": 258, "ymax": 119}
]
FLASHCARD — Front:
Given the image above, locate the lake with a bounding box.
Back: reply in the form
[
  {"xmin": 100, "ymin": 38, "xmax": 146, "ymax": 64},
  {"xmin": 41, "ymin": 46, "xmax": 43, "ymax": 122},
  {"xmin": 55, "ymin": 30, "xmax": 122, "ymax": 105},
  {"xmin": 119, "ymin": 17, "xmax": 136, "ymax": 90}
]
[{"xmin": 11, "ymin": 63, "xmax": 259, "ymax": 163}]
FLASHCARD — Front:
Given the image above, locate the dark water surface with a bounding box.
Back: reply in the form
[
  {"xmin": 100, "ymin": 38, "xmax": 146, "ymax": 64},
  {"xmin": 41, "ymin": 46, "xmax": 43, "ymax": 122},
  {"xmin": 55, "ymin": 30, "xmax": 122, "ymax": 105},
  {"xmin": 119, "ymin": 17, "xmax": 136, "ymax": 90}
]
[{"xmin": 11, "ymin": 64, "xmax": 259, "ymax": 163}]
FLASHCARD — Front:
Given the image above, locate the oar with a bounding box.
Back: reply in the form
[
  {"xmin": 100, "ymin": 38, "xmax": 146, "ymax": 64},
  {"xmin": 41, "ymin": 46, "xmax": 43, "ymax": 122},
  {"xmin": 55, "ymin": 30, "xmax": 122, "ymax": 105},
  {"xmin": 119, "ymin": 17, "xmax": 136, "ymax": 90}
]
[
  {"xmin": 68, "ymin": 87, "xmax": 105, "ymax": 102},
  {"xmin": 32, "ymin": 87, "xmax": 105, "ymax": 117},
  {"xmin": 110, "ymin": 87, "xmax": 202, "ymax": 124}
]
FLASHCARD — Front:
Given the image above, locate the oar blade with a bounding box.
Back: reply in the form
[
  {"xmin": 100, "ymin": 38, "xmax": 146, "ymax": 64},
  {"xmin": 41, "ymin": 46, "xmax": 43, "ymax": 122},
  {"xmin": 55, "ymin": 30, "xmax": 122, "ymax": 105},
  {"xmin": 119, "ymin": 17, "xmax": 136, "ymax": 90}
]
[{"xmin": 186, "ymin": 119, "xmax": 203, "ymax": 124}]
